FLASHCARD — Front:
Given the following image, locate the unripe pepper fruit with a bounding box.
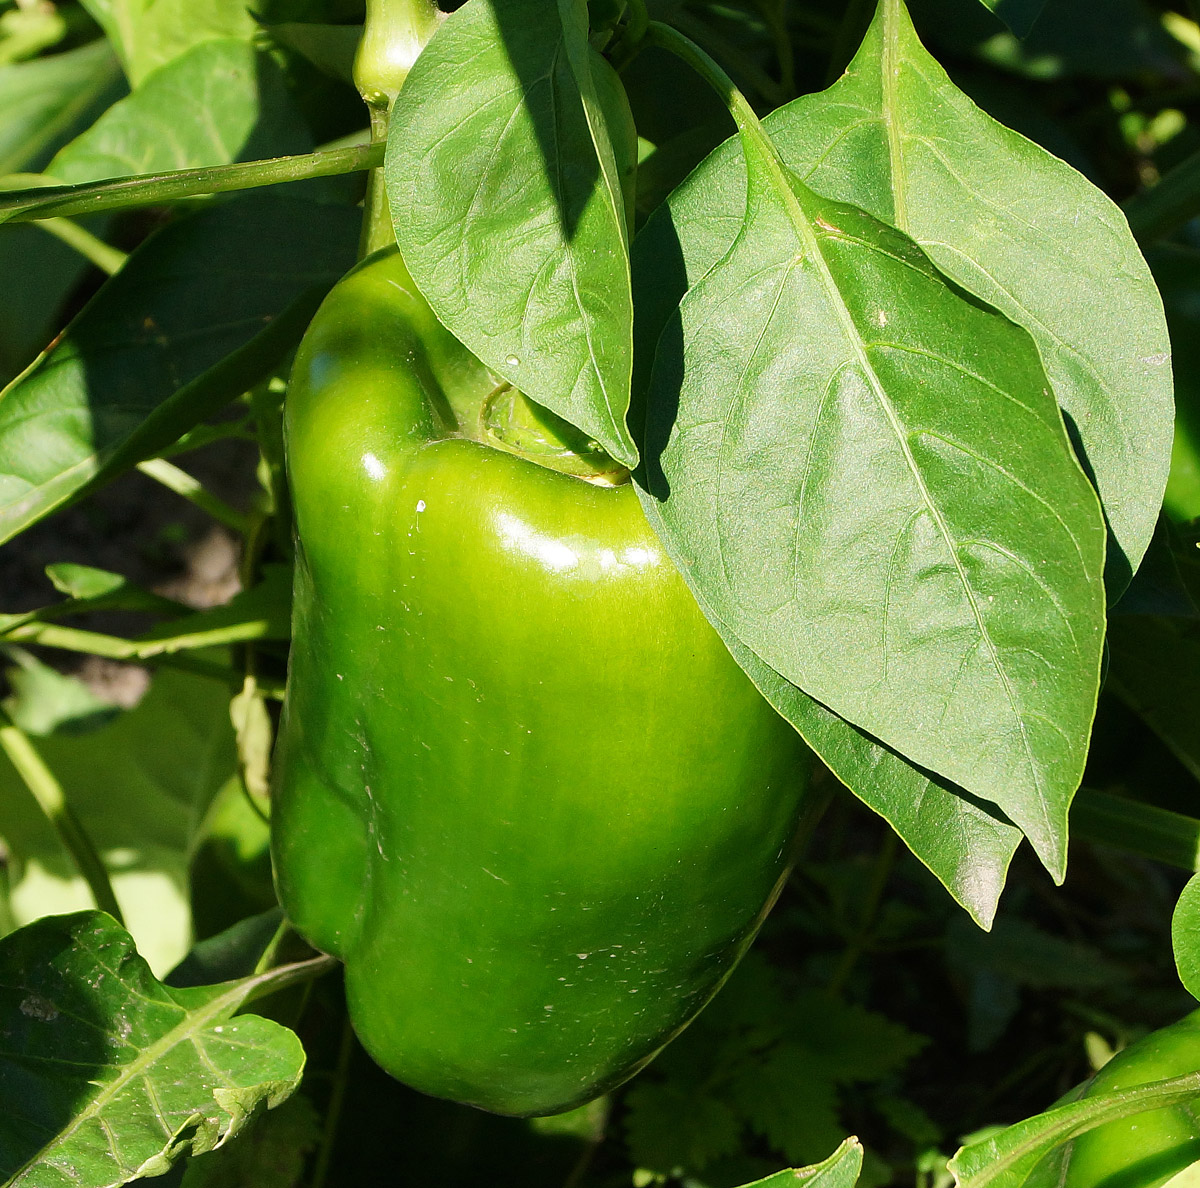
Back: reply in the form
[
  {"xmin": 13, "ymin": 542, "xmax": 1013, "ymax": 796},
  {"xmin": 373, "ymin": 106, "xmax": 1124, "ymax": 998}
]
[
  {"xmin": 1058, "ymin": 1010, "xmax": 1200, "ymax": 1188},
  {"xmin": 270, "ymin": 244, "xmax": 814, "ymax": 1117}
]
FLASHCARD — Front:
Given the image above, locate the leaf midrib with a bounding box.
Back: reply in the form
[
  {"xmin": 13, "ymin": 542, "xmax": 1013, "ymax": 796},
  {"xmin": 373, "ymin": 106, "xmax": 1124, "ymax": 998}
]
[
  {"xmin": 736, "ymin": 105, "xmax": 1047, "ymax": 823},
  {"xmin": 4, "ymin": 956, "xmax": 305, "ymax": 1188}
]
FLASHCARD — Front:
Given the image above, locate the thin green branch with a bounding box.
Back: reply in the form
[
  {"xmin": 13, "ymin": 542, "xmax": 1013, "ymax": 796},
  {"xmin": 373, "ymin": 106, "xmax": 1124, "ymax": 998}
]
[
  {"xmin": 1071, "ymin": 787, "xmax": 1200, "ymax": 870},
  {"xmin": 3, "ymin": 618, "xmax": 279, "ymax": 660},
  {"xmin": 311, "ymin": 1014, "xmax": 356, "ymax": 1188},
  {"xmin": 38, "ymin": 217, "xmax": 128, "ymax": 274},
  {"xmin": 157, "ymin": 416, "xmax": 258, "ymax": 460},
  {"xmin": 0, "ymin": 710, "xmax": 124, "ymax": 924},
  {"xmin": 137, "ymin": 457, "xmax": 250, "ymax": 535},
  {"xmin": 1123, "ymin": 146, "xmax": 1200, "ymax": 243},
  {"xmin": 0, "ymin": 142, "xmax": 384, "ymax": 225}
]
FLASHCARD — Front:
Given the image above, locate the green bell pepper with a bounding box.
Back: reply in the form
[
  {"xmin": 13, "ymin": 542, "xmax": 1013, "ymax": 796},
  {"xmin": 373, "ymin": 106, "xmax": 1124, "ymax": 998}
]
[
  {"xmin": 1062, "ymin": 1010, "xmax": 1200, "ymax": 1188},
  {"xmin": 270, "ymin": 245, "xmax": 813, "ymax": 1117}
]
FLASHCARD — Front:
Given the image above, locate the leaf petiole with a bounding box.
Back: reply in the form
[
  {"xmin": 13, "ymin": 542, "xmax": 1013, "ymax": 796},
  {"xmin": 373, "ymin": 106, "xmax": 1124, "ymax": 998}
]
[
  {"xmin": 0, "ymin": 142, "xmax": 384, "ymax": 225},
  {"xmin": 0, "ymin": 712, "xmax": 124, "ymax": 924}
]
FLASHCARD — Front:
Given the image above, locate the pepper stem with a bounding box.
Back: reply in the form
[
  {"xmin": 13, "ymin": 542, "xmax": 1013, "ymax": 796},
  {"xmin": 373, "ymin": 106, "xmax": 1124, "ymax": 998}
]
[{"xmin": 354, "ymin": 0, "xmax": 444, "ymax": 257}]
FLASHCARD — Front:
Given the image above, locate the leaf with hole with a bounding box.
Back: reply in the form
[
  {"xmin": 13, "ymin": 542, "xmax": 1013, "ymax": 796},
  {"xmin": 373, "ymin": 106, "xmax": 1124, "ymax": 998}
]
[{"xmin": 0, "ymin": 911, "xmax": 318, "ymax": 1186}]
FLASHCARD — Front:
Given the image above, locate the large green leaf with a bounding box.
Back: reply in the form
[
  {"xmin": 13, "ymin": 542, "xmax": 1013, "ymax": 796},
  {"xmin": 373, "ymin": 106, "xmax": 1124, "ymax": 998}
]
[
  {"xmin": 79, "ymin": 0, "xmax": 260, "ymax": 84},
  {"xmin": 640, "ymin": 102, "xmax": 1105, "ymax": 875},
  {"xmin": 630, "ymin": 504, "xmax": 1022, "ymax": 923},
  {"xmin": 0, "ymin": 912, "xmax": 316, "ymax": 1186},
  {"xmin": 0, "ymin": 39, "xmax": 124, "ymax": 176},
  {"xmin": 386, "ymin": 0, "xmax": 637, "ymax": 466},
  {"xmin": 0, "ymin": 38, "xmax": 309, "ymax": 390},
  {"xmin": 0, "ymin": 660, "xmax": 237, "ymax": 974},
  {"xmin": 0, "ymin": 40, "xmax": 125, "ymax": 384},
  {"xmin": 0, "ymin": 191, "xmax": 357, "ymax": 546},
  {"xmin": 635, "ymin": 0, "xmax": 1171, "ymax": 597},
  {"xmin": 45, "ymin": 39, "xmax": 313, "ymax": 185},
  {"xmin": 693, "ymin": 601, "xmax": 1022, "ymax": 927}
]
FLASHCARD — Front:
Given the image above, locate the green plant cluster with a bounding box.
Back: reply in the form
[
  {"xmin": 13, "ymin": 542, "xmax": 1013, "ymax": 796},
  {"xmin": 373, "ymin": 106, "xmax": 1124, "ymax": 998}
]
[{"xmin": 2, "ymin": 0, "xmax": 1200, "ymax": 1185}]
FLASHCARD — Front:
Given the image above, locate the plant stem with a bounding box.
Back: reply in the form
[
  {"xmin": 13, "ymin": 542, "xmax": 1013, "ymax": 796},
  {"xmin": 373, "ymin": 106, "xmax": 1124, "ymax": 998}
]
[
  {"xmin": 1123, "ymin": 146, "xmax": 1200, "ymax": 243},
  {"xmin": 0, "ymin": 142, "xmax": 384, "ymax": 225},
  {"xmin": 354, "ymin": 0, "xmax": 443, "ymax": 110},
  {"xmin": 354, "ymin": 0, "xmax": 444, "ymax": 255},
  {"xmin": 137, "ymin": 458, "xmax": 250, "ymax": 535},
  {"xmin": 1071, "ymin": 787, "xmax": 1200, "ymax": 870},
  {"xmin": 310, "ymin": 1014, "xmax": 356, "ymax": 1188},
  {"xmin": 0, "ymin": 711, "xmax": 124, "ymax": 924},
  {"xmin": 826, "ymin": 829, "xmax": 898, "ymax": 996},
  {"xmin": 4, "ymin": 618, "xmax": 279, "ymax": 660},
  {"xmin": 645, "ymin": 21, "xmax": 768, "ymax": 143},
  {"xmin": 666, "ymin": 12, "xmax": 786, "ymax": 108},
  {"xmin": 38, "ymin": 217, "xmax": 128, "ymax": 274}
]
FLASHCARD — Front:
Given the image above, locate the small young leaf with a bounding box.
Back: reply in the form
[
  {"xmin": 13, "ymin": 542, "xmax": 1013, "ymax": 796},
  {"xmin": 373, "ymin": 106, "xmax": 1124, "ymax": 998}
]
[
  {"xmin": 386, "ymin": 0, "xmax": 637, "ymax": 466},
  {"xmin": 733, "ymin": 1138, "xmax": 864, "ymax": 1188},
  {"xmin": 1174, "ymin": 874, "xmax": 1200, "ymax": 1001},
  {"xmin": 0, "ymin": 911, "xmax": 320, "ymax": 1186}
]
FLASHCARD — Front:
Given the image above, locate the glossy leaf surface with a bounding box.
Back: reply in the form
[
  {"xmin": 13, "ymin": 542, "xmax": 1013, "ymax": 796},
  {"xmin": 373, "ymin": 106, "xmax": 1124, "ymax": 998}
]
[
  {"xmin": 641, "ymin": 124, "xmax": 1105, "ymax": 874},
  {"xmin": 386, "ymin": 0, "xmax": 637, "ymax": 466}
]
